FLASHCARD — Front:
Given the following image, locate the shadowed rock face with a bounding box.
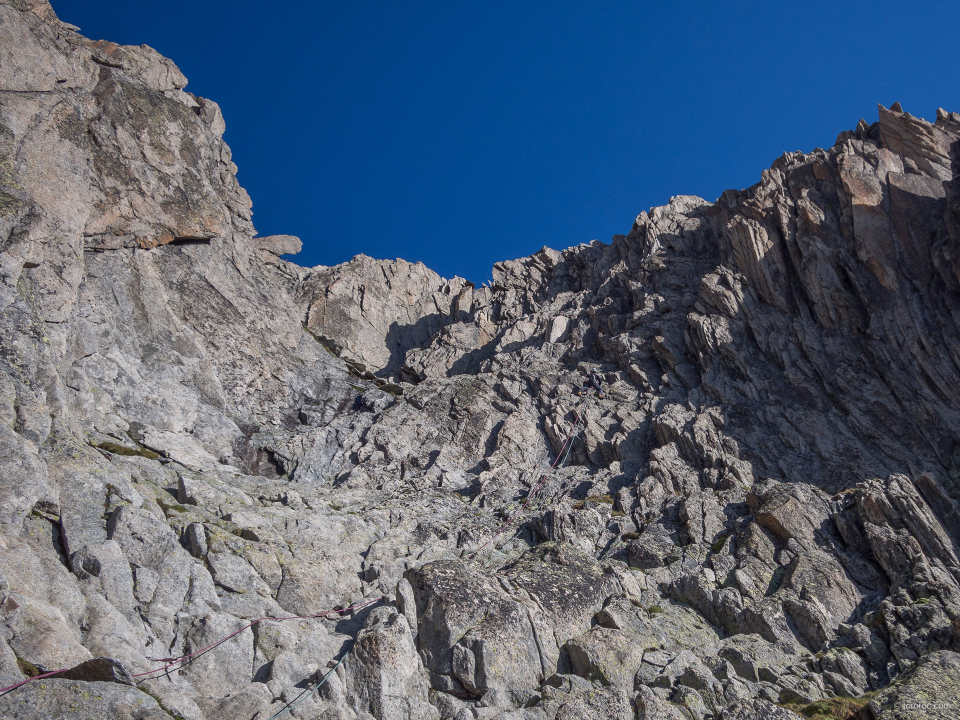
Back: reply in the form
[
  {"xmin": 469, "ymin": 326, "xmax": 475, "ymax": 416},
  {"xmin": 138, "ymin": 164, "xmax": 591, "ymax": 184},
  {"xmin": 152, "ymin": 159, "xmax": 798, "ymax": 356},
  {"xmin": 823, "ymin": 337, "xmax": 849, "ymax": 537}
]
[{"xmin": 2, "ymin": 2, "xmax": 960, "ymax": 719}]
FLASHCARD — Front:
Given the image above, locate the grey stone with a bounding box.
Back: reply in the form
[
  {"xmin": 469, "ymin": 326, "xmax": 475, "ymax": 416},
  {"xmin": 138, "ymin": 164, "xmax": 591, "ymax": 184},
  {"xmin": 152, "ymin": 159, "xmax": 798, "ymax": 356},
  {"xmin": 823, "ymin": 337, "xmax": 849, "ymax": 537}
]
[
  {"xmin": 553, "ymin": 685, "xmax": 634, "ymax": 720},
  {"xmin": 719, "ymin": 698, "xmax": 799, "ymax": 720},
  {"xmin": 254, "ymin": 234, "xmax": 303, "ymax": 256},
  {"xmin": 344, "ymin": 608, "xmax": 439, "ymax": 720},
  {"xmin": 565, "ymin": 626, "xmax": 646, "ymax": 689},
  {"xmin": 177, "ymin": 612, "xmax": 254, "ymax": 705},
  {"xmin": 0, "ymin": 427, "xmax": 56, "ymax": 531},
  {"xmin": 186, "ymin": 522, "xmax": 208, "ymax": 558},
  {"xmin": 50, "ymin": 656, "xmax": 134, "ymax": 685},
  {"xmin": 207, "ymin": 551, "xmax": 272, "ymax": 596},
  {"xmin": 634, "ymin": 685, "xmax": 691, "ymax": 720},
  {"xmin": 405, "ymin": 559, "xmax": 543, "ymax": 697},
  {"xmin": 866, "ymin": 650, "xmax": 960, "ymax": 719},
  {"xmin": 3, "ymin": 4, "xmax": 960, "ymax": 717},
  {"xmin": 0, "ymin": 679, "xmax": 171, "ymax": 720},
  {"xmin": 205, "ymin": 683, "xmax": 273, "ymax": 720}
]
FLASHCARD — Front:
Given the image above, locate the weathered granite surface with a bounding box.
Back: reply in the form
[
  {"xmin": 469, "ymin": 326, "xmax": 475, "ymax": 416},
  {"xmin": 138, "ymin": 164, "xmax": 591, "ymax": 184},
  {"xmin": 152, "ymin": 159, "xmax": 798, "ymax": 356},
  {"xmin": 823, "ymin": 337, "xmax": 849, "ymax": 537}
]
[{"xmin": 1, "ymin": 2, "xmax": 960, "ymax": 719}]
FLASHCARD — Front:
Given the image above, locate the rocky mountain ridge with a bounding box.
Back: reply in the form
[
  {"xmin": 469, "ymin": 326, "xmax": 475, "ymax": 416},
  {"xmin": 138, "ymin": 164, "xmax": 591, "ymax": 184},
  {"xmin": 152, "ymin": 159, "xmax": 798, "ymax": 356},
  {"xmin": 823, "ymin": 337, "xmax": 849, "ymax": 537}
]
[{"xmin": 1, "ymin": 2, "xmax": 959, "ymax": 719}]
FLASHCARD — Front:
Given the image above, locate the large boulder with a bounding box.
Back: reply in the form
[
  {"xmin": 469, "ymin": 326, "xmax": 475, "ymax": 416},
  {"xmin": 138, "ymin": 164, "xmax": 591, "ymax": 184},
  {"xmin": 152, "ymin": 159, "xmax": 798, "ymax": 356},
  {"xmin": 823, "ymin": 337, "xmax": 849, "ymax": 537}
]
[
  {"xmin": 344, "ymin": 606, "xmax": 439, "ymax": 720},
  {"xmin": 404, "ymin": 559, "xmax": 543, "ymax": 697}
]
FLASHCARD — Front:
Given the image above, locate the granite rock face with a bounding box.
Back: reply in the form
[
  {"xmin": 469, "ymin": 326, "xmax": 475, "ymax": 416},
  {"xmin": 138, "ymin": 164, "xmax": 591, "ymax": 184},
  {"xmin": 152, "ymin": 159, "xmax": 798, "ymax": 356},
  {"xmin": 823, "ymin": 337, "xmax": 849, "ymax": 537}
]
[{"xmin": 2, "ymin": 2, "xmax": 960, "ymax": 719}]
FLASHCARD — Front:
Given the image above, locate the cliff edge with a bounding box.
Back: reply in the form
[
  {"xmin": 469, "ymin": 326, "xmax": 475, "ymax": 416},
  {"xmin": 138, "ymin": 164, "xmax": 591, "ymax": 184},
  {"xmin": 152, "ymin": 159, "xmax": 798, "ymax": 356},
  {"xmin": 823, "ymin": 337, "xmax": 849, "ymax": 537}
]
[{"xmin": 1, "ymin": 3, "xmax": 960, "ymax": 719}]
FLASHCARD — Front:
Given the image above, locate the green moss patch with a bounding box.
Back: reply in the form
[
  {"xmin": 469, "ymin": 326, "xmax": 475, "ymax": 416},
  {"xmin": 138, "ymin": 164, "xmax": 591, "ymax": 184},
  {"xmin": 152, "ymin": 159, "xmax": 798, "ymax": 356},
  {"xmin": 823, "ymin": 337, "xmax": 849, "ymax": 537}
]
[
  {"xmin": 0, "ymin": 189, "xmax": 22, "ymax": 217},
  {"xmin": 155, "ymin": 498, "xmax": 190, "ymax": 516},
  {"xmin": 781, "ymin": 691, "xmax": 879, "ymax": 720},
  {"xmin": 711, "ymin": 532, "xmax": 731, "ymax": 553},
  {"xmin": 16, "ymin": 656, "xmax": 42, "ymax": 677},
  {"xmin": 573, "ymin": 495, "xmax": 615, "ymax": 510},
  {"xmin": 91, "ymin": 441, "xmax": 160, "ymax": 460}
]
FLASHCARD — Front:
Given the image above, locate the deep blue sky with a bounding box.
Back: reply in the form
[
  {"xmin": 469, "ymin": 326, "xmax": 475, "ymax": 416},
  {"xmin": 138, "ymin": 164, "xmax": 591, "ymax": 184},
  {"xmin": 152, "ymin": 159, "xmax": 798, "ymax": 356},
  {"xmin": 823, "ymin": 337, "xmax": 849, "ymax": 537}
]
[{"xmin": 54, "ymin": 1, "xmax": 960, "ymax": 283}]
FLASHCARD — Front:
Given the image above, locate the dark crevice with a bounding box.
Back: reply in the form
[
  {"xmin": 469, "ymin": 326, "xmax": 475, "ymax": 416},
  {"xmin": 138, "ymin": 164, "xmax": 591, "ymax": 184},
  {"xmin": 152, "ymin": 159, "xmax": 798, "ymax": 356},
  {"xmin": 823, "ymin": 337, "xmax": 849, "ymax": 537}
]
[
  {"xmin": 90, "ymin": 56, "xmax": 124, "ymax": 69},
  {"xmin": 168, "ymin": 237, "xmax": 213, "ymax": 246}
]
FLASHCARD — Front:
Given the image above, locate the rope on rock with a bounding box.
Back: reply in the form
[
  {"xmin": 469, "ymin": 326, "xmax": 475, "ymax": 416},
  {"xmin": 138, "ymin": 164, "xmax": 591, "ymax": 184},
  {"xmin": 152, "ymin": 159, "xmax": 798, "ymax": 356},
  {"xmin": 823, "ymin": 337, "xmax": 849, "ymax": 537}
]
[
  {"xmin": 0, "ymin": 668, "xmax": 74, "ymax": 698},
  {"xmin": 467, "ymin": 396, "xmax": 589, "ymax": 560},
  {"xmin": 260, "ymin": 394, "xmax": 592, "ymax": 709},
  {"xmin": 0, "ymin": 596, "xmax": 384, "ymax": 697},
  {"xmin": 0, "ymin": 388, "xmax": 595, "ymax": 702},
  {"xmin": 254, "ymin": 393, "xmax": 588, "ymax": 711},
  {"xmin": 482, "ymin": 409, "xmax": 587, "ymax": 568},
  {"xmin": 132, "ymin": 595, "xmax": 384, "ymax": 681},
  {"xmin": 479, "ymin": 402, "xmax": 589, "ymax": 572},
  {"xmin": 264, "ymin": 646, "xmax": 352, "ymax": 720}
]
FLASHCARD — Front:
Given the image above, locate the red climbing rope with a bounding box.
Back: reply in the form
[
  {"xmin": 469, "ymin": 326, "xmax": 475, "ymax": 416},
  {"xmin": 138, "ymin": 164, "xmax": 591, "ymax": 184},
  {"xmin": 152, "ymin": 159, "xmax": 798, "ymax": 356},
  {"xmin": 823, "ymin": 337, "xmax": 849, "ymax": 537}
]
[
  {"xmin": 0, "ymin": 596, "xmax": 385, "ymax": 696},
  {"xmin": 0, "ymin": 395, "xmax": 593, "ymax": 700},
  {"xmin": 0, "ymin": 668, "xmax": 76, "ymax": 697},
  {"xmin": 132, "ymin": 595, "xmax": 384, "ymax": 680},
  {"xmin": 467, "ymin": 396, "xmax": 589, "ymax": 559}
]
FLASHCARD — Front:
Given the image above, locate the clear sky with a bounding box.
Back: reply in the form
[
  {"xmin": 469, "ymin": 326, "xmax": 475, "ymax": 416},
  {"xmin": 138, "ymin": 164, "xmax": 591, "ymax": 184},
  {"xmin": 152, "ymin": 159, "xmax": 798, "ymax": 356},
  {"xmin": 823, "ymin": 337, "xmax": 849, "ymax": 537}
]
[{"xmin": 53, "ymin": 1, "xmax": 960, "ymax": 284}]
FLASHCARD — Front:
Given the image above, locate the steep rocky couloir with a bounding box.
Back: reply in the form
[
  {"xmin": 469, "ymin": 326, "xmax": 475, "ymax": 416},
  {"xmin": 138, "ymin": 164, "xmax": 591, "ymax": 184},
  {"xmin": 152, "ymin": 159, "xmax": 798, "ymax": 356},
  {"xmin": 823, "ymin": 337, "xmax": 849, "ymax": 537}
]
[{"xmin": 1, "ymin": 2, "xmax": 960, "ymax": 719}]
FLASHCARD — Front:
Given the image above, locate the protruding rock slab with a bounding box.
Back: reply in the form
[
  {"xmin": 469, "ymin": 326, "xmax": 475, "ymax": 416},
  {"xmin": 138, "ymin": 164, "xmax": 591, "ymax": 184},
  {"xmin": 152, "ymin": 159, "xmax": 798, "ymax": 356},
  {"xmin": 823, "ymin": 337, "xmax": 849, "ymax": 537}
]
[{"xmin": 254, "ymin": 234, "xmax": 302, "ymax": 256}]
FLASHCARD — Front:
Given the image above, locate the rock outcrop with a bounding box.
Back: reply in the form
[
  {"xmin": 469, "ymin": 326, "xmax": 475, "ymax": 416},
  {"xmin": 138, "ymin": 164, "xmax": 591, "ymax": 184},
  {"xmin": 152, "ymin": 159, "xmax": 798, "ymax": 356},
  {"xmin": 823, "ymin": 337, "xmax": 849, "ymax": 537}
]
[{"xmin": 2, "ymin": 2, "xmax": 960, "ymax": 719}]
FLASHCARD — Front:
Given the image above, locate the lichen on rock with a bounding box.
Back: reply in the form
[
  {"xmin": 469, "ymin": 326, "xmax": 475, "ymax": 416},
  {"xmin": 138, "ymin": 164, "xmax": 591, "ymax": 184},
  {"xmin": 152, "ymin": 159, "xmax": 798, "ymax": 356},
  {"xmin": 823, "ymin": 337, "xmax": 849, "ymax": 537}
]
[{"xmin": 2, "ymin": 2, "xmax": 960, "ymax": 719}]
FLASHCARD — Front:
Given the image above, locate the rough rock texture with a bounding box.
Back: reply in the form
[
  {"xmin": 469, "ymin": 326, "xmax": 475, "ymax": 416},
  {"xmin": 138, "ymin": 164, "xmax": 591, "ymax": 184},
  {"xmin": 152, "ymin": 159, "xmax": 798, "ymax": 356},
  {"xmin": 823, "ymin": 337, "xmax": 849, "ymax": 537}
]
[
  {"xmin": 2, "ymin": 3, "xmax": 960, "ymax": 719},
  {"xmin": 863, "ymin": 650, "xmax": 960, "ymax": 719},
  {"xmin": 298, "ymin": 253, "xmax": 475, "ymax": 375}
]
